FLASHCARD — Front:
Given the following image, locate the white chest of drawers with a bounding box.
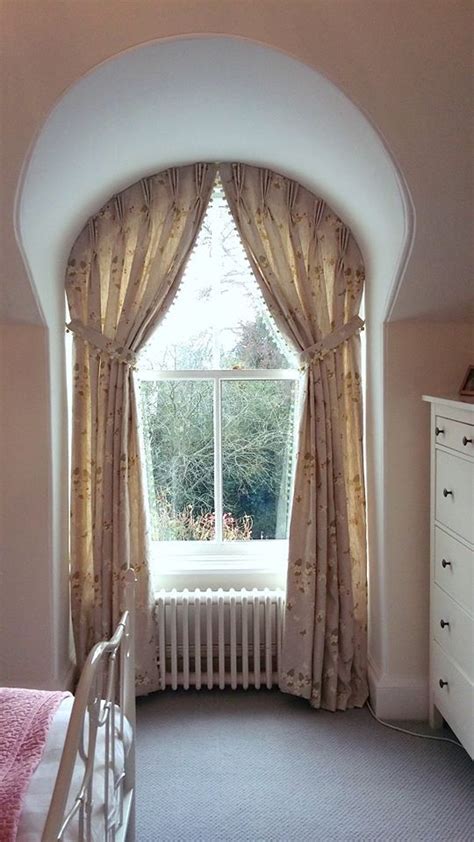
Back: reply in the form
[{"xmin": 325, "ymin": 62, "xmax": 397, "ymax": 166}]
[{"xmin": 423, "ymin": 395, "xmax": 474, "ymax": 758}]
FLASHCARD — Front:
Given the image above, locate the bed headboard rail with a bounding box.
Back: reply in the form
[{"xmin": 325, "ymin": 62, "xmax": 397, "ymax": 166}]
[{"xmin": 42, "ymin": 568, "xmax": 136, "ymax": 842}]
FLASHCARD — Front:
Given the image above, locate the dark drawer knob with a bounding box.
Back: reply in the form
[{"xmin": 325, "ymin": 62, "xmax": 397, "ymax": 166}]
[
  {"xmin": 462, "ymin": 436, "xmax": 472, "ymax": 446},
  {"xmin": 440, "ymin": 619, "xmax": 450, "ymax": 629},
  {"xmin": 439, "ymin": 679, "xmax": 448, "ymax": 689},
  {"xmin": 443, "ymin": 488, "xmax": 453, "ymax": 497},
  {"xmin": 441, "ymin": 559, "xmax": 452, "ymax": 568},
  {"xmin": 435, "ymin": 427, "xmax": 444, "ymax": 436}
]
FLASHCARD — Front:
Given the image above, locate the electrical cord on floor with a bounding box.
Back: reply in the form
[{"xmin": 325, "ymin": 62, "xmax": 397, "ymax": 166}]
[{"xmin": 366, "ymin": 701, "xmax": 463, "ymax": 748}]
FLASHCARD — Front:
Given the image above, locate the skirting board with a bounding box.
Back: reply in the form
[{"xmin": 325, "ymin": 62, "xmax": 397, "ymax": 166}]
[{"xmin": 368, "ymin": 657, "xmax": 429, "ymax": 721}]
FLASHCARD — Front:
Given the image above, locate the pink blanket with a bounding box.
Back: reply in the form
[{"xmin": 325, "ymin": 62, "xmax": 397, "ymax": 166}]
[{"xmin": 0, "ymin": 687, "xmax": 71, "ymax": 842}]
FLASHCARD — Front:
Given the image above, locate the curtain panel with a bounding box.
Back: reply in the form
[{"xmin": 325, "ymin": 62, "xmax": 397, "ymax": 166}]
[
  {"xmin": 220, "ymin": 163, "xmax": 368, "ymax": 710},
  {"xmin": 66, "ymin": 163, "xmax": 217, "ymax": 693}
]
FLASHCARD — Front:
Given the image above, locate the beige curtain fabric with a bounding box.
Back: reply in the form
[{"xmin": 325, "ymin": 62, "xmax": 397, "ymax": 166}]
[
  {"xmin": 66, "ymin": 163, "xmax": 217, "ymax": 694},
  {"xmin": 221, "ymin": 163, "xmax": 368, "ymax": 710}
]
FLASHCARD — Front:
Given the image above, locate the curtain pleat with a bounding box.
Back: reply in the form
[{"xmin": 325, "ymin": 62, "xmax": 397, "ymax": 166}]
[
  {"xmin": 66, "ymin": 163, "xmax": 217, "ymax": 693},
  {"xmin": 220, "ymin": 163, "xmax": 368, "ymax": 710}
]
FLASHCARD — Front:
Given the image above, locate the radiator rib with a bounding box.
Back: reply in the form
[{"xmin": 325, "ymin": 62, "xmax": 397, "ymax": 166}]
[{"xmin": 155, "ymin": 588, "xmax": 285, "ymax": 690}]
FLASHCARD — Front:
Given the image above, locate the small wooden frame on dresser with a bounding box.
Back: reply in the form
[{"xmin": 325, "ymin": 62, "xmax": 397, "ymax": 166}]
[{"xmin": 423, "ymin": 395, "xmax": 473, "ymax": 758}]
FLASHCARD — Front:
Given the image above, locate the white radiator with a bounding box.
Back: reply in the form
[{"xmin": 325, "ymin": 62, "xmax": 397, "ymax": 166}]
[{"xmin": 155, "ymin": 588, "xmax": 285, "ymax": 691}]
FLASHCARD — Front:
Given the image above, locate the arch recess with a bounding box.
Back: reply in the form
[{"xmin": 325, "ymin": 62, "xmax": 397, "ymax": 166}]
[
  {"xmin": 16, "ymin": 35, "xmax": 413, "ymax": 324},
  {"xmin": 13, "ymin": 35, "xmax": 414, "ymax": 688}
]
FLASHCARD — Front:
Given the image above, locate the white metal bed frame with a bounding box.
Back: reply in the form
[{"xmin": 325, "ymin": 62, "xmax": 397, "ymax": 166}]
[{"xmin": 41, "ymin": 569, "xmax": 136, "ymax": 842}]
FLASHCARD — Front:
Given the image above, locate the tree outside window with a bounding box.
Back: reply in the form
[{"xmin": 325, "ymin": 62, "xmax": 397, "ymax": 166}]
[{"xmin": 137, "ymin": 179, "xmax": 300, "ymax": 548}]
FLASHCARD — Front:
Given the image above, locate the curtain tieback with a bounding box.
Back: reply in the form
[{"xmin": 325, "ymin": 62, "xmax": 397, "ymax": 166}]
[
  {"xmin": 299, "ymin": 315, "xmax": 365, "ymax": 364},
  {"xmin": 66, "ymin": 319, "xmax": 137, "ymax": 367}
]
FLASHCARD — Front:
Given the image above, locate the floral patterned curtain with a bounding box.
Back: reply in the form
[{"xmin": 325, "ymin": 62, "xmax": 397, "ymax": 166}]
[
  {"xmin": 221, "ymin": 163, "xmax": 368, "ymax": 710},
  {"xmin": 66, "ymin": 163, "xmax": 217, "ymax": 693}
]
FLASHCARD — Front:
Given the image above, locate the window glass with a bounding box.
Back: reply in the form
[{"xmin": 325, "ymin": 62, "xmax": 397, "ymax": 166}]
[
  {"xmin": 221, "ymin": 379, "xmax": 297, "ymax": 540},
  {"xmin": 141, "ymin": 379, "xmax": 214, "ymax": 540},
  {"xmin": 139, "ymin": 181, "xmax": 297, "ymax": 371},
  {"xmin": 138, "ymin": 177, "xmax": 299, "ymax": 549}
]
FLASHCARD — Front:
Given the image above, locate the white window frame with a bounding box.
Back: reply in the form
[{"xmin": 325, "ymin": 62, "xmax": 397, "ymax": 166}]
[{"xmin": 137, "ymin": 366, "xmax": 301, "ymax": 581}]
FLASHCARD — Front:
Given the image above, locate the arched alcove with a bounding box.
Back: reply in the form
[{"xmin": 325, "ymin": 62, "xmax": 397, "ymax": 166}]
[
  {"xmin": 11, "ymin": 36, "xmax": 413, "ymax": 697},
  {"xmin": 16, "ymin": 35, "xmax": 412, "ymax": 324}
]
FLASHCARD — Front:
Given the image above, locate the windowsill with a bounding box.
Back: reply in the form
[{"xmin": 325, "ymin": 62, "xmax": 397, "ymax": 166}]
[{"xmin": 150, "ymin": 540, "xmax": 288, "ymax": 592}]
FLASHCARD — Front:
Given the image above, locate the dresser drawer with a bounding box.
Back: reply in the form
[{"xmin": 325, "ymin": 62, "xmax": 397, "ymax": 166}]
[
  {"xmin": 434, "ymin": 527, "xmax": 474, "ymax": 613},
  {"xmin": 432, "ymin": 584, "xmax": 473, "ymax": 680},
  {"xmin": 432, "ymin": 641, "xmax": 474, "ymax": 758},
  {"xmin": 435, "ymin": 415, "xmax": 474, "ymax": 456},
  {"xmin": 435, "ymin": 450, "xmax": 473, "ymax": 543}
]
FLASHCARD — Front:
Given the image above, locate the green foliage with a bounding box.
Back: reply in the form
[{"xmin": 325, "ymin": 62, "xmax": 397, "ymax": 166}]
[
  {"xmin": 141, "ymin": 379, "xmax": 214, "ymax": 538},
  {"xmin": 222, "ymin": 314, "xmax": 290, "ymax": 369},
  {"xmin": 140, "ymin": 301, "xmax": 297, "ymax": 542},
  {"xmin": 141, "ymin": 374, "xmax": 295, "ymax": 542},
  {"xmin": 222, "ymin": 378, "xmax": 295, "ymax": 539}
]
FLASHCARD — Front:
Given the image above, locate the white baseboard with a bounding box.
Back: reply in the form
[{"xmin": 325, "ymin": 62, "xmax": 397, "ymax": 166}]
[{"xmin": 368, "ymin": 657, "xmax": 428, "ymax": 721}]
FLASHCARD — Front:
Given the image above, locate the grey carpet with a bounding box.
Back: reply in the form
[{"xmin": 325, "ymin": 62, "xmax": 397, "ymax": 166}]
[{"xmin": 136, "ymin": 689, "xmax": 473, "ymax": 841}]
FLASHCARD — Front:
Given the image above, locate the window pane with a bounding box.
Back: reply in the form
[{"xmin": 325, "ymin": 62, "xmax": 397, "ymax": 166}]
[
  {"xmin": 139, "ymin": 268, "xmax": 215, "ymax": 370},
  {"xmin": 137, "ymin": 180, "xmax": 298, "ymax": 372},
  {"xmin": 221, "ymin": 380, "xmax": 297, "ymax": 540},
  {"xmin": 140, "ymin": 380, "xmax": 214, "ymax": 540}
]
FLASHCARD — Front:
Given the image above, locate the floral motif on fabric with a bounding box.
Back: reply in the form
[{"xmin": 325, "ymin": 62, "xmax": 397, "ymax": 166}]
[{"xmin": 221, "ymin": 163, "xmax": 368, "ymax": 712}]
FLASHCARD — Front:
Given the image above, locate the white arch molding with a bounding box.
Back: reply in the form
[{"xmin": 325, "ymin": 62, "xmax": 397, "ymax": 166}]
[{"xmin": 13, "ymin": 36, "xmax": 414, "ymax": 698}]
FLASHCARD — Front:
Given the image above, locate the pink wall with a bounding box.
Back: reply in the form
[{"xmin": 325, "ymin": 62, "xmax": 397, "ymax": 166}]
[
  {"xmin": 0, "ymin": 326, "xmax": 54, "ymax": 685},
  {"xmin": 368, "ymin": 320, "xmax": 473, "ymax": 717}
]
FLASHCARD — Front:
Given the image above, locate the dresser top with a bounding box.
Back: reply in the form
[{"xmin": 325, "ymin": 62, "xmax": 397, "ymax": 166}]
[{"xmin": 422, "ymin": 395, "xmax": 474, "ymax": 412}]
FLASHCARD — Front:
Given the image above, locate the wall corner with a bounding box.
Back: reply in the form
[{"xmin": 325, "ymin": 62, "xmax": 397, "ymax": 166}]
[{"xmin": 368, "ymin": 656, "xmax": 428, "ymax": 721}]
